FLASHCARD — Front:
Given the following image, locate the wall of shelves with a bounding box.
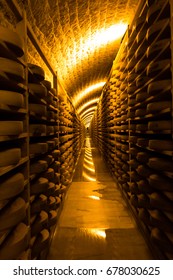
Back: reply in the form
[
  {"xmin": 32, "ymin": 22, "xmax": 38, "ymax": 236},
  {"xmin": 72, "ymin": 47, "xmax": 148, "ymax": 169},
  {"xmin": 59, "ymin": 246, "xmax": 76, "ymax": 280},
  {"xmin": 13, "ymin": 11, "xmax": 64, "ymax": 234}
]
[
  {"xmin": 91, "ymin": 0, "xmax": 173, "ymax": 259},
  {"xmin": 0, "ymin": 0, "xmax": 85, "ymax": 259}
]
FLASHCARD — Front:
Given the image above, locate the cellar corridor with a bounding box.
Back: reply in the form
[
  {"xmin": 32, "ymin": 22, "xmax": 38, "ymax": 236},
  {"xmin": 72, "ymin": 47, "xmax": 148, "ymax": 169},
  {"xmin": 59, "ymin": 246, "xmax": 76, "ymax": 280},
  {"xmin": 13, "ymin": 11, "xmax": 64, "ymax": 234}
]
[{"xmin": 48, "ymin": 137, "xmax": 153, "ymax": 260}]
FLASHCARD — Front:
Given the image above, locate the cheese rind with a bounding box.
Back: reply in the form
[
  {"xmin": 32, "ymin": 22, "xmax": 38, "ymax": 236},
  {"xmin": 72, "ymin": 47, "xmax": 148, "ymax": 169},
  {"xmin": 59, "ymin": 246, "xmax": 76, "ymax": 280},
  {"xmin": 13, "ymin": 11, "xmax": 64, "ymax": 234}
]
[
  {"xmin": 0, "ymin": 90, "xmax": 24, "ymax": 107},
  {"xmin": 0, "ymin": 121, "xmax": 23, "ymax": 136},
  {"xmin": 0, "ymin": 148, "xmax": 21, "ymax": 167},
  {"xmin": 0, "ymin": 173, "xmax": 24, "ymax": 200}
]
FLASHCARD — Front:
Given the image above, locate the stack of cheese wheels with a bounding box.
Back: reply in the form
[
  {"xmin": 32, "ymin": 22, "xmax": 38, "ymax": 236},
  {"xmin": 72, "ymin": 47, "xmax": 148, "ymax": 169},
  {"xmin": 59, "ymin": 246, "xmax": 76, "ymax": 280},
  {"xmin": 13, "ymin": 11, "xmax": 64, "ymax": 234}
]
[{"xmin": 0, "ymin": 223, "xmax": 29, "ymax": 260}]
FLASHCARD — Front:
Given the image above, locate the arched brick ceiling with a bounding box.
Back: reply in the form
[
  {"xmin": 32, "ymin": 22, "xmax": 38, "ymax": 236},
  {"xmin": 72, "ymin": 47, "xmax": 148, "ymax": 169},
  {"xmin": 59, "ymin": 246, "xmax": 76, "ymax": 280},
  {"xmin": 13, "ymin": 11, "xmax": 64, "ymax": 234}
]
[{"xmin": 17, "ymin": 0, "xmax": 139, "ymax": 124}]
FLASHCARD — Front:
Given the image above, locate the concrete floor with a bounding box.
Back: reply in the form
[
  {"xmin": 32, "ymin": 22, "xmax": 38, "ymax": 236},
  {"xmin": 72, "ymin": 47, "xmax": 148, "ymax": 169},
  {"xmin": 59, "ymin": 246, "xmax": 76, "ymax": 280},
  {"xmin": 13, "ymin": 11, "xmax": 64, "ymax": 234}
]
[{"xmin": 48, "ymin": 137, "xmax": 153, "ymax": 260}]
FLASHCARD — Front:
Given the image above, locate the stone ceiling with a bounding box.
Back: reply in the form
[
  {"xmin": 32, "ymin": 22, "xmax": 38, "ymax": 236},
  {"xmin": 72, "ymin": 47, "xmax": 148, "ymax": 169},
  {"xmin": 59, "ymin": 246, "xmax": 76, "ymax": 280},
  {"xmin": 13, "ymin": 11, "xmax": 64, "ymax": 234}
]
[{"xmin": 2, "ymin": 0, "xmax": 139, "ymax": 125}]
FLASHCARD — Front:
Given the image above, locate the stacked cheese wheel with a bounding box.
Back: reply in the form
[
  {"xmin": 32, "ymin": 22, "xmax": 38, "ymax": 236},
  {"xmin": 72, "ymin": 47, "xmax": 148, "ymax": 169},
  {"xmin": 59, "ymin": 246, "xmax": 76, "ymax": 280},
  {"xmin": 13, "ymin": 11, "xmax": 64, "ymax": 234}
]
[{"xmin": 0, "ymin": 27, "xmax": 29, "ymax": 260}]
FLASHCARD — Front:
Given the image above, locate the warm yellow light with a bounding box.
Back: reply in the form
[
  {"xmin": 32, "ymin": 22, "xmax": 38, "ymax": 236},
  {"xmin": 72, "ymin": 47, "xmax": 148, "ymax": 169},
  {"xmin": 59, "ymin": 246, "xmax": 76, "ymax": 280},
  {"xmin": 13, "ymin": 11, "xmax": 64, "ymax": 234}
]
[
  {"xmin": 88, "ymin": 195, "xmax": 100, "ymax": 201},
  {"xmin": 83, "ymin": 163, "xmax": 95, "ymax": 172},
  {"xmin": 82, "ymin": 171, "xmax": 96, "ymax": 181},
  {"xmin": 84, "ymin": 157, "xmax": 94, "ymax": 165},
  {"xmin": 78, "ymin": 98, "xmax": 99, "ymax": 115},
  {"xmin": 89, "ymin": 229, "xmax": 106, "ymax": 239},
  {"xmin": 74, "ymin": 81, "xmax": 106, "ymax": 107}
]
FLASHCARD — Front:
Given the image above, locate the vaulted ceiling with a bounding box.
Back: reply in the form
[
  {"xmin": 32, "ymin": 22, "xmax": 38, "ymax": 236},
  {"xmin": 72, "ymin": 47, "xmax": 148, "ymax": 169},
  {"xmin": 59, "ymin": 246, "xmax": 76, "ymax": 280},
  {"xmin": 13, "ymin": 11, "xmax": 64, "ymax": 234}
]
[{"xmin": 2, "ymin": 0, "xmax": 139, "ymax": 125}]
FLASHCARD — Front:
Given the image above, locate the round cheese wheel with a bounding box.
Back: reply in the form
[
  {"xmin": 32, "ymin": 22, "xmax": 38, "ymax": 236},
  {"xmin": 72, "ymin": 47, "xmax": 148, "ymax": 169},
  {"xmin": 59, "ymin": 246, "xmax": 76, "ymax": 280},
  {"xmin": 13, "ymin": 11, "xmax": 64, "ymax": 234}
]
[
  {"xmin": 29, "ymin": 103, "xmax": 47, "ymax": 116},
  {"xmin": 147, "ymin": 39, "xmax": 170, "ymax": 59},
  {"xmin": 0, "ymin": 197, "xmax": 26, "ymax": 230},
  {"xmin": 31, "ymin": 211, "xmax": 48, "ymax": 236},
  {"xmin": 149, "ymin": 210, "xmax": 173, "ymax": 233},
  {"xmin": 135, "ymin": 108, "xmax": 147, "ymax": 117},
  {"xmin": 0, "ymin": 148, "xmax": 21, "ymax": 167},
  {"xmin": 0, "ymin": 173, "xmax": 24, "ymax": 200},
  {"xmin": 136, "ymin": 124, "xmax": 148, "ymax": 131},
  {"xmin": 129, "ymin": 159, "xmax": 139, "ymax": 168},
  {"xmin": 29, "ymin": 143, "xmax": 48, "ymax": 155},
  {"xmin": 138, "ymin": 180, "xmax": 154, "ymax": 194},
  {"xmin": 0, "ymin": 26, "xmax": 24, "ymax": 57},
  {"xmin": 137, "ymin": 138, "xmax": 149, "ymax": 147},
  {"xmin": 137, "ymin": 165, "xmax": 153, "ymax": 177},
  {"xmin": 31, "ymin": 229, "xmax": 49, "ymax": 258},
  {"xmin": 147, "ymin": 101, "xmax": 171, "ymax": 113},
  {"xmin": 30, "ymin": 160, "xmax": 48, "ymax": 175},
  {"xmin": 53, "ymin": 172, "xmax": 60, "ymax": 184},
  {"xmin": 148, "ymin": 157, "xmax": 173, "ymax": 172},
  {"xmin": 30, "ymin": 194, "xmax": 47, "ymax": 214},
  {"xmin": 136, "ymin": 91, "xmax": 149, "ymax": 102},
  {"xmin": 147, "ymin": 59, "xmax": 170, "ymax": 77},
  {"xmin": 0, "ymin": 223, "xmax": 29, "ymax": 260},
  {"xmin": 52, "ymin": 150, "xmax": 60, "ymax": 160},
  {"xmin": 28, "ymin": 63, "xmax": 45, "ymax": 81},
  {"xmin": 48, "ymin": 210, "xmax": 57, "ymax": 227},
  {"xmin": 151, "ymin": 228, "xmax": 173, "ymax": 253},
  {"xmin": 149, "ymin": 174, "xmax": 172, "ymax": 191},
  {"xmin": 42, "ymin": 80, "xmax": 51, "ymax": 90},
  {"xmin": 148, "ymin": 120, "xmax": 172, "ymax": 131},
  {"xmin": 29, "ymin": 124, "xmax": 46, "ymax": 136},
  {"xmin": 51, "ymin": 161, "xmax": 60, "ymax": 172},
  {"xmin": 0, "ymin": 121, "xmax": 23, "ymax": 136},
  {"xmin": 149, "ymin": 140, "xmax": 173, "ymax": 151},
  {"xmin": 44, "ymin": 182, "xmax": 55, "ymax": 196},
  {"xmin": 148, "ymin": 80, "xmax": 171, "ymax": 95},
  {"xmin": 0, "ymin": 58, "xmax": 25, "ymax": 82},
  {"xmin": 42, "ymin": 168, "xmax": 54, "ymax": 181},
  {"xmin": 46, "ymin": 126, "xmax": 54, "ymax": 135},
  {"xmin": 129, "ymin": 182, "xmax": 140, "ymax": 194},
  {"xmin": 46, "ymin": 140, "xmax": 55, "ymax": 151},
  {"xmin": 55, "ymin": 196, "xmax": 61, "ymax": 208},
  {"xmin": 150, "ymin": 192, "xmax": 173, "ymax": 212},
  {"xmin": 30, "ymin": 177, "xmax": 49, "ymax": 195},
  {"xmin": 43, "ymin": 155, "xmax": 54, "ymax": 166},
  {"xmin": 138, "ymin": 208, "xmax": 150, "ymax": 225},
  {"xmin": 137, "ymin": 151, "xmax": 150, "ymax": 163},
  {"xmin": 0, "ymin": 90, "xmax": 24, "ymax": 107},
  {"xmin": 28, "ymin": 83, "xmax": 47, "ymax": 98}
]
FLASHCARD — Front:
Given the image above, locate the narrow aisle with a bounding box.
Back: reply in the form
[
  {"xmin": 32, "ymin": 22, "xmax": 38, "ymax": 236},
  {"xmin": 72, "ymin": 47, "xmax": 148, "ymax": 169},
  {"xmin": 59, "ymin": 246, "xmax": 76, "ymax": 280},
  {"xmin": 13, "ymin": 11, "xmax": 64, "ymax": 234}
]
[{"xmin": 48, "ymin": 137, "xmax": 153, "ymax": 260}]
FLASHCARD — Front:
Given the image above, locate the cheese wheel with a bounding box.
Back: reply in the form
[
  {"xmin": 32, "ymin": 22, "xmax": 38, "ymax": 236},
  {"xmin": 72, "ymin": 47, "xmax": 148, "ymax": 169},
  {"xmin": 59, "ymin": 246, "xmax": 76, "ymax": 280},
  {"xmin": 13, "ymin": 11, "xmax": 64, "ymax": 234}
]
[
  {"xmin": 151, "ymin": 228, "xmax": 173, "ymax": 253},
  {"xmin": 30, "ymin": 160, "xmax": 48, "ymax": 175},
  {"xmin": 148, "ymin": 157, "xmax": 173, "ymax": 172},
  {"xmin": 28, "ymin": 64, "xmax": 45, "ymax": 81},
  {"xmin": 137, "ymin": 138, "xmax": 149, "ymax": 147},
  {"xmin": 28, "ymin": 83, "xmax": 47, "ymax": 98},
  {"xmin": 147, "ymin": 39, "xmax": 170, "ymax": 59},
  {"xmin": 135, "ymin": 108, "xmax": 147, "ymax": 117},
  {"xmin": 53, "ymin": 172, "xmax": 60, "ymax": 184},
  {"xmin": 150, "ymin": 192, "xmax": 173, "ymax": 212},
  {"xmin": 148, "ymin": 80, "xmax": 171, "ymax": 95},
  {"xmin": 58, "ymin": 185, "xmax": 67, "ymax": 194},
  {"xmin": 46, "ymin": 140, "xmax": 55, "ymax": 151},
  {"xmin": 46, "ymin": 126, "xmax": 54, "ymax": 135},
  {"xmin": 51, "ymin": 161, "xmax": 60, "ymax": 172},
  {"xmin": 138, "ymin": 208, "xmax": 150, "ymax": 225},
  {"xmin": 55, "ymin": 196, "xmax": 61, "ymax": 208},
  {"xmin": 0, "ymin": 58, "xmax": 25, "ymax": 82},
  {"xmin": 137, "ymin": 152, "xmax": 150, "ymax": 163},
  {"xmin": 136, "ymin": 91, "xmax": 149, "ymax": 102},
  {"xmin": 149, "ymin": 174, "xmax": 172, "ymax": 191},
  {"xmin": 31, "ymin": 229, "xmax": 49, "ymax": 258},
  {"xmin": 29, "ymin": 143, "xmax": 48, "ymax": 155},
  {"xmin": 0, "ymin": 121, "xmax": 23, "ymax": 135},
  {"xmin": 43, "ymin": 155, "xmax": 53, "ymax": 166},
  {"xmin": 47, "ymin": 196, "xmax": 56, "ymax": 210},
  {"xmin": 149, "ymin": 140, "xmax": 173, "ymax": 151},
  {"xmin": 147, "ymin": 59, "xmax": 170, "ymax": 77},
  {"xmin": 0, "ymin": 148, "xmax": 21, "ymax": 167},
  {"xmin": 0, "ymin": 90, "xmax": 24, "ymax": 107},
  {"xmin": 149, "ymin": 210, "xmax": 173, "ymax": 232},
  {"xmin": 30, "ymin": 194, "xmax": 47, "ymax": 214},
  {"xmin": 138, "ymin": 180, "xmax": 154, "ymax": 194},
  {"xmin": 147, "ymin": 18, "xmax": 170, "ymax": 43},
  {"xmin": 0, "ymin": 197, "xmax": 26, "ymax": 230},
  {"xmin": 42, "ymin": 80, "xmax": 51, "ymax": 90},
  {"xmin": 48, "ymin": 210, "xmax": 57, "ymax": 227},
  {"xmin": 148, "ymin": 120, "xmax": 172, "ymax": 131},
  {"xmin": 0, "ymin": 26, "xmax": 24, "ymax": 57},
  {"xmin": 137, "ymin": 165, "xmax": 153, "ymax": 177},
  {"xmin": 129, "ymin": 182, "xmax": 140, "ymax": 194},
  {"xmin": 42, "ymin": 168, "xmax": 54, "ymax": 181},
  {"xmin": 136, "ymin": 124, "xmax": 148, "ymax": 131},
  {"xmin": 0, "ymin": 223, "xmax": 29, "ymax": 260},
  {"xmin": 31, "ymin": 211, "xmax": 48, "ymax": 236},
  {"xmin": 129, "ymin": 159, "xmax": 139, "ymax": 168},
  {"xmin": 44, "ymin": 182, "xmax": 55, "ymax": 196},
  {"xmin": 52, "ymin": 150, "xmax": 61, "ymax": 160},
  {"xmin": 29, "ymin": 104, "xmax": 47, "ymax": 116},
  {"xmin": 54, "ymin": 184, "xmax": 61, "ymax": 195},
  {"xmin": 30, "ymin": 177, "xmax": 49, "ymax": 195},
  {"xmin": 29, "ymin": 124, "xmax": 46, "ymax": 135},
  {"xmin": 147, "ymin": 101, "xmax": 171, "ymax": 113},
  {"xmin": 0, "ymin": 173, "xmax": 24, "ymax": 200}
]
